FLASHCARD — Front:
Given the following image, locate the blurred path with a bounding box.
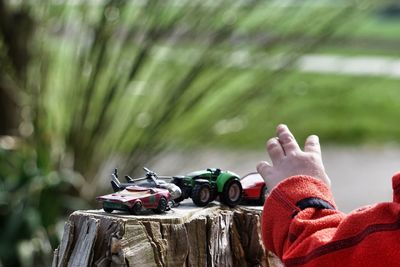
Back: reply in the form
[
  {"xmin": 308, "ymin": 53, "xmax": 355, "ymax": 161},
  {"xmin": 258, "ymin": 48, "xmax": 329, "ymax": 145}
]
[
  {"xmin": 152, "ymin": 146, "xmax": 400, "ymax": 213},
  {"xmin": 164, "ymin": 47, "xmax": 400, "ymax": 78},
  {"xmin": 298, "ymin": 55, "xmax": 400, "ymax": 78}
]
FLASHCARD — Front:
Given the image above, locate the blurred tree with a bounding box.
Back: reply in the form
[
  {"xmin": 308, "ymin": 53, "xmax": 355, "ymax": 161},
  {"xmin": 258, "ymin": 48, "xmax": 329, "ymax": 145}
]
[{"xmin": 0, "ymin": 0, "xmax": 32, "ymax": 135}]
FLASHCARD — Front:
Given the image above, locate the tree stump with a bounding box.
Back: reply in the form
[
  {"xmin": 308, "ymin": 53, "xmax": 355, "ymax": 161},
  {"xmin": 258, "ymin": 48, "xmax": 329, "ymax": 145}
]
[{"xmin": 52, "ymin": 201, "xmax": 280, "ymax": 267}]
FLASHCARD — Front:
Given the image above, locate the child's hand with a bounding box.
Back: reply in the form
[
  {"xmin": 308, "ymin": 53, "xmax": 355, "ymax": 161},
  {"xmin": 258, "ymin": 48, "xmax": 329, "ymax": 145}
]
[{"xmin": 257, "ymin": 124, "xmax": 331, "ymax": 190}]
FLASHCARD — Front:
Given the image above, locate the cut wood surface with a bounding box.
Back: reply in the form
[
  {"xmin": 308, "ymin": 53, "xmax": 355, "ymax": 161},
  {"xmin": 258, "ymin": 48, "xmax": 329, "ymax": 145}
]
[{"xmin": 53, "ymin": 200, "xmax": 281, "ymax": 267}]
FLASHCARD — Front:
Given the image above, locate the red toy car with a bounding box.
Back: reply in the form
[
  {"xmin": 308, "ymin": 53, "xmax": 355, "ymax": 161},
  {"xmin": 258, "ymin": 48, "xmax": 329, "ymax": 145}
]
[
  {"xmin": 240, "ymin": 172, "xmax": 268, "ymax": 205},
  {"xmin": 97, "ymin": 185, "xmax": 171, "ymax": 215}
]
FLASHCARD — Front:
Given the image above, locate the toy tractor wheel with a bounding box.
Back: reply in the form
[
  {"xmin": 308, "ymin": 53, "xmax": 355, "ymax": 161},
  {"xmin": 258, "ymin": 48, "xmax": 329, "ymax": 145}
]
[
  {"xmin": 174, "ymin": 195, "xmax": 186, "ymax": 203},
  {"xmin": 171, "ymin": 177, "xmax": 188, "ymax": 203},
  {"xmin": 258, "ymin": 186, "xmax": 269, "ymax": 205},
  {"xmin": 153, "ymin": 197, "xmax": 168, "ymax": 214},
  {"xmin": 103, "ymin": 207, "xmax": 113, "ymax": 213},
  {"xmin": 130, "ymin": 202, "xmax": 142, "ymax": 215},
  {"xmin": 192, "ymin": 183, "xmax": 212, "ymax": 207},
  {"xmin": 220, "ymin": 179, "xmax": 242, "ymax": 207}
]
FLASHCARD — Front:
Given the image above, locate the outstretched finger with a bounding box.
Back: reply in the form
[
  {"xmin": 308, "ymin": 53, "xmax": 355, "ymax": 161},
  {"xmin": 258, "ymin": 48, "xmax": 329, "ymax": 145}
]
[
  {"xmin": 276, "ymin": 124, "xmax": 300, "ymax": 155},
  {"xmin": 304, "ymin": 135, "xmax": 321, "ymax": 154},
  {"xmin": 266, "ymin": 137, "xmax": 284, "ymax": 165}
]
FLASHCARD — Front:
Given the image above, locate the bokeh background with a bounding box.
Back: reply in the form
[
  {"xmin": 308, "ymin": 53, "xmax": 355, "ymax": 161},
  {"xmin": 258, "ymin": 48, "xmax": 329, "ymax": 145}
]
[{"xmin": 1, "ymin": 0, "xmax": 400, "ymax": 266}]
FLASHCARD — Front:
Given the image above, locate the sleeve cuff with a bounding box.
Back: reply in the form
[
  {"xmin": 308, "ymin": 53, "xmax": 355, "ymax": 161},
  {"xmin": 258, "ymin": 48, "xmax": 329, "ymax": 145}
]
[
  {"xmin": 261, "ymin": 175, "xmax": 336, "ymax": 257},
  {"xmin": 295, "ymin": 197, "xmax": 335, "ymax": 216}
]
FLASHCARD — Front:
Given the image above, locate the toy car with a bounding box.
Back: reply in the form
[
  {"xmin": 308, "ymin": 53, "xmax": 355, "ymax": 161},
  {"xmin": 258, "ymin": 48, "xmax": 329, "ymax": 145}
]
[
  {"xmin": 172, "ymin": 168, "xmax": 243, "ymax": 207},
  {"xmin": 240, "ymin": 172, "xmax": 268, "ymax": 205},
  {"xmin": 110, "ymin": 167, "xmax": 182, "ymax": 200},
  {"xmin": 97, "ymin": 185, "xmax": 171, "ymax": 215}
]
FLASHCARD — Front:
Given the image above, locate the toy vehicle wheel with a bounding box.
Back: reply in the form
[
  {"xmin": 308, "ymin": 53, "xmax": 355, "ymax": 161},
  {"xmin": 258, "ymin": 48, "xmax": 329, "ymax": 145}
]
[
  {"xmin": 103, "ymin": 207, "xmax": 113, "ymax": 213},
  {"xmin": 192, "ymin": 183, "xmax": 212, "ymax": 207},
  {"xmin": 174, "ymin": 195, "xmax": 186, "ymax": 203},
  {"xmin": 130, "ymin": 202, "xmax": 142, "ymax": 215},
  {"xmin": 171, "ymin": 177, "xmax": 188, "ymax": 203},
  {"xmin": 220, "ymin": 179, "xmax": 242, "ymax": 207},
  {"xmin": 153, "ymin": 196, "xmax": 168, "ymax": 214},
  {"xmin": 258, "ymin": 186, "xmax": 268, "ymax": 205}
]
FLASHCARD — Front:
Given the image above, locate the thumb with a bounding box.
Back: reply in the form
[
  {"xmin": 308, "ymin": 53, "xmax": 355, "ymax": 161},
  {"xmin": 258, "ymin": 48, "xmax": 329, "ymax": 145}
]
[{"xmin": 257, "ymin": 161, "xmax": 272, "ymax": 184}]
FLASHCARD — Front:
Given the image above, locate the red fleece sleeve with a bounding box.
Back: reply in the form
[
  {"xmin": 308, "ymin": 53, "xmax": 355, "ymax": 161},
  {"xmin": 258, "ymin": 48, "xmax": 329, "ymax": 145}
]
[{"xmin": 262, "ymin": 174, "xmax": 400, "ymax": 266}]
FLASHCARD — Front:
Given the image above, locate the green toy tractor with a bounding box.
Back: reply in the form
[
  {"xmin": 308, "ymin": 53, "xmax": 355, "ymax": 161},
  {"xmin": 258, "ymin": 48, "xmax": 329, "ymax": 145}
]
[{"xmin": 171, "ymin": 168, "xmax": 242, "ymax": 207}]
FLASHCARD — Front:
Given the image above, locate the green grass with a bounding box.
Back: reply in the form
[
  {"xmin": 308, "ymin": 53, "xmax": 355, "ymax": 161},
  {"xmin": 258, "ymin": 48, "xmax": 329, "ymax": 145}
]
[
  {"xmin": 312, "ymin": 45, "xmax": 400, "ymax": 57},
  {"xmin": 351, "ymin": 16, "xmax": 400, "ymax": 40},
  {"xmin": 311, "ymin": 14, "xmax": 400, "ymax": 57},
  {"xmin": 206, "ymin": 72, "xmax": 400, "ymax": 149}
]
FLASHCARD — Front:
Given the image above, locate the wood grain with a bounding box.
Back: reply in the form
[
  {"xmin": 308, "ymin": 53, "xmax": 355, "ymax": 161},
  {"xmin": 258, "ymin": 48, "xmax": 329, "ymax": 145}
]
[{"xmin": 53, "ymin": 203, "xmax": 277, "ymax": 267}]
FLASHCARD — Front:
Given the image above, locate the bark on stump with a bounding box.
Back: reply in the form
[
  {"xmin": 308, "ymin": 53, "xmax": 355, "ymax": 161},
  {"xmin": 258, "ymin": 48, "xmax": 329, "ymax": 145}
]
[{"xmin": 52, "ymin": 202, "xmax": 279, "ymax": 267}]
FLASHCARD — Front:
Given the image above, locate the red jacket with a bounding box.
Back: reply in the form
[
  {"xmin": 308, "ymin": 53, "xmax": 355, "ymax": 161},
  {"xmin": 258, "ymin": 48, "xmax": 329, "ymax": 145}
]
[{"xmin": 262, "ymin": 173, "xmax": 400, "ymax": 267}]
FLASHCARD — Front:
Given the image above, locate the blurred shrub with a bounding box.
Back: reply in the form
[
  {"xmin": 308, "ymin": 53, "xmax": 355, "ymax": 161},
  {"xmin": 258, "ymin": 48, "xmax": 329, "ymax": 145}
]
[{"xmin": 0, "ymin": 144, "xmax": 88, "ymax": 267}]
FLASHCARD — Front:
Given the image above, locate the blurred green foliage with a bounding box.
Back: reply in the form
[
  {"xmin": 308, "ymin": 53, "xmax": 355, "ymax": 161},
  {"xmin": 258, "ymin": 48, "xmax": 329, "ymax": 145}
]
[
  {"xmin": 0, "ymin": 147, "xmax": 81, "ymax": 267},
  {"xmin": 1, "ymin": 0, "xmax": 399, "ymax": 266}
]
